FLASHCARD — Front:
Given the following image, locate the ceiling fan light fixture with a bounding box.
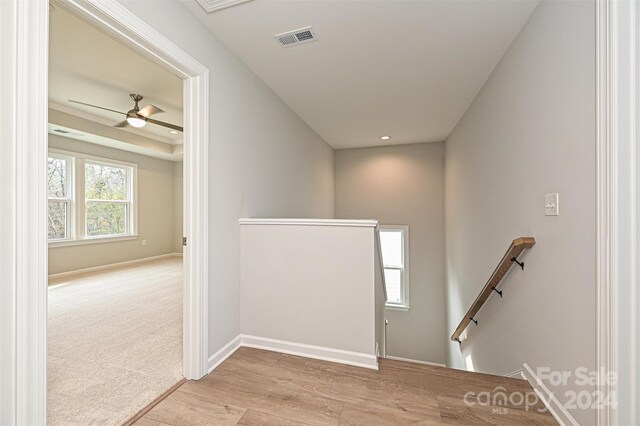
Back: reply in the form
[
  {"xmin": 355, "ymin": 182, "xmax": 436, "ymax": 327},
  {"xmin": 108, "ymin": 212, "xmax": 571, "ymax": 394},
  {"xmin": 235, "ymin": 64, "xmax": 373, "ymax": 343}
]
[
  {"xmin": 69, "ymin": 95, "xmax": 182, "ymax": 132},
  {"xmin": 126, "ymin": 111, "xmax": 146, "ymax": 128}
]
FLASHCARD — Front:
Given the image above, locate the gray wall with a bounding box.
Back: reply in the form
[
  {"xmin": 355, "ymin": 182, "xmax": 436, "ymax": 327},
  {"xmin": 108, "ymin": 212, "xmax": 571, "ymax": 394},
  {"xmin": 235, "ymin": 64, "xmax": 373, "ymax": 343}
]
[
  {"xmin": 118, "ymin": 0, "xmax": 335, "ymax": 357},
  {"xmin": 335, "ymin": 143, "xmax": 446, "ymax": 365},
  {"xmin": 48, "ymin": 135, "xmax": 182, "ymax": 275},
  {"xmin": 240, "ymin": 223, "xmax": 381, "ymax": 364},
  {"xmin": 444, "ymin": 1, "xmax": 595, "ymax": 424}
]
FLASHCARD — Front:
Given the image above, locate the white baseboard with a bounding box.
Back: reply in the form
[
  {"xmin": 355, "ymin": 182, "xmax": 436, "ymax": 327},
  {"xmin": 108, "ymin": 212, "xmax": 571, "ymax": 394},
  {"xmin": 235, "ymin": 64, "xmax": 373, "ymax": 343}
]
[
  {"xmin": 240, "ymin": 335, "xmax": 379, "ymax": 370},
  {"xmin": 521, "ymin": 363, "xmax": 579, "ymax": 426},
  {"xmin": 384, "ymin": 355, "xmax": 446, "ymax": 368},
  {"xmin": 48, "ymin": 253, "xmax": 182, "ymax": 281},
  {"xmin": 207, "ymin": 335, "xmax": 242, "ymax": 373},
  {"xmin": 206, "ymin": 335, "xmax": 378, "ymax": 373}
]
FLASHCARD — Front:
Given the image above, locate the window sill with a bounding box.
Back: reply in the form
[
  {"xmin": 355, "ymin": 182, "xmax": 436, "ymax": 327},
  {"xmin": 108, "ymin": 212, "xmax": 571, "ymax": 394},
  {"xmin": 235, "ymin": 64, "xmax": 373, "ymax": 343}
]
[
  {"xmin": 385, "ymin": 304, "xmax": 410, "ymax": 312},
  {"xmin": 48, "ymin": 234, "xmax": 139, "ymax": 248}
]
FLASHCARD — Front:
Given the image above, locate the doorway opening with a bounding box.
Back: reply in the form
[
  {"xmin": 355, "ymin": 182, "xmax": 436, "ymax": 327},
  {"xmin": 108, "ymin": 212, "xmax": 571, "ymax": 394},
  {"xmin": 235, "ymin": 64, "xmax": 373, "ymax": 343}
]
[{"xmin": 46, "ymin": 4, "xmax": 188, "ymax": 423}]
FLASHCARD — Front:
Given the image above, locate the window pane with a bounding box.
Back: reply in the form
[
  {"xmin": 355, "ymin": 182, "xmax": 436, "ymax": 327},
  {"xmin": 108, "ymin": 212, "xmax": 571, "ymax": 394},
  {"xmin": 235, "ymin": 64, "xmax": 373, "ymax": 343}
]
[
  {"xmin": 85, "ymin": 163, "xmax": 127, "ymax": 201},
  {"xmin": 86, "ymin": 202, "xmax": 127, "ymax": 236},
  {"xmin": 384, "ymin": 268, "xmax": 402, "ymax": 304},
  {"xmin": 380, "ymin": 230, "xmax": 402, "ymax": 267},
  {"xmin": 48, "ymin": 200, "xmax": 67, "ymax": 240},
  {"xmin": 48, "ymin": 157, "xmax": 67, "ymax": 198}
]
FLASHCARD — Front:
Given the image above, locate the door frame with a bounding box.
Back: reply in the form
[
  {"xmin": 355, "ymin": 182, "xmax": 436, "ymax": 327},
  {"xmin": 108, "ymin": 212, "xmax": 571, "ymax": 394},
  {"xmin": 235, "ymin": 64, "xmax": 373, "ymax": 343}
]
[
  {"xmin": 596, "ymin": 0, "xmax": 638, "ymax": 424},
  {"xmin": 4, "ymin": 0, "xmax": 210, "ymax": 423}
]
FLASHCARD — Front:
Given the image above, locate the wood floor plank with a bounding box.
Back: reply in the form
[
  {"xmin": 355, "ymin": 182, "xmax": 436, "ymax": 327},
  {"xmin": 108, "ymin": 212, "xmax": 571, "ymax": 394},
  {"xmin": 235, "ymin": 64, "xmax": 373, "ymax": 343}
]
[
  {"xmin": 186, "ymin": 369, "xmax": 344, "ymax": 425},
  {"xmin": 143, "ymin": 386, "xmax": 247, "ymax": 425},
  {"xmin": 133, "ymin": 416, "xmax": 172, "ymax": 426},
  {"xmin": 140, "ymin": 347, "xmax": 557, "ymax": 426},
  {"xmin": 381, "ymin": 358, "xmax": 531, "ymax": 390},
  {"xmin": 436, "ymin": 395, "xmax": 558, "ymax": 426},
  {"xmin": 236, "ymin": 409, "xmax": 309, "ymax": 426},
  {"xmin": 338, "ymin": 402, "xmax": 430, "ymax": 425}
]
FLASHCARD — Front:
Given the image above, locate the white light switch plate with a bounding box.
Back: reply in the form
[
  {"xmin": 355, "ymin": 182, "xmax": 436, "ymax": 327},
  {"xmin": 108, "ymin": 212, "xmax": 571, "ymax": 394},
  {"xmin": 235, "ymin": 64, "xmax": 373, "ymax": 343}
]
[{"xmin": 545, "ymin": 193, "xmax": 559, "ymax": 216}]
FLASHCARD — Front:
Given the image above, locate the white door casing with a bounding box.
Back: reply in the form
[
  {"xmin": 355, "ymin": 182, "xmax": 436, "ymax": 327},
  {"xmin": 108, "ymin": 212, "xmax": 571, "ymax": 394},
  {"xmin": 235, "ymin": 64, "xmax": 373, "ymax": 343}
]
[{"xmin": 2, "ymin": 0, "xmax": 210, "ymax": 423}]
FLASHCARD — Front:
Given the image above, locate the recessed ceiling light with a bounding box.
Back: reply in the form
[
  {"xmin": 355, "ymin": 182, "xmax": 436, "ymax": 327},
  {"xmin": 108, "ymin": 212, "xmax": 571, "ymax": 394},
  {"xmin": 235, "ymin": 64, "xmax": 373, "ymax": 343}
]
[
  {"xmin": 169, "ymin": 130, "xmax": 179, "ymax": 135},
  {"xmin": 380, "ymin": 136, "xmax": 390, "ymax": 140}
]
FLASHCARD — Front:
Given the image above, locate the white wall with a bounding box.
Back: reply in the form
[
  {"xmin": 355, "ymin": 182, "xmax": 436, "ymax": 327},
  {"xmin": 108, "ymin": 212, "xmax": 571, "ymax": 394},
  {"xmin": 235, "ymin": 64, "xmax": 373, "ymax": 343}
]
[
  {"xmin": 334, "ymin": 143, "xmax": 446, "ymax": 365},
  {"xmin": 240, "ymin": 220, "xmax": 383, "ymax": 366},
  {"xmin": 444, "ymin": 1, "xmax": 595, "ymax": 424},
  {"xmin": 48, "ymin": 135, "xmax": 182, "ymax": 275},
  {"xmin": 116, "ymin": 0, "xmax": 335, "ymax": 357}
]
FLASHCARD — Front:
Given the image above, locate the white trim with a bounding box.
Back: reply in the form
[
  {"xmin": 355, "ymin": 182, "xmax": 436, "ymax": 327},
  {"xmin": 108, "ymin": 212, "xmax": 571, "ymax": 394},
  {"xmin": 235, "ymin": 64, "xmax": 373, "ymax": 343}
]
[
  {"xmin": 195, "ymin": 0, "xmax": 253, "ymax": 14},
  {"xmin": 0, "ymin": 2, "xmax": 18, "ymax": 421},
  {"xmin": 6, "ymin": 0, "xmax": 210, "ymax": 421},
  {"xmin": 205, "ymin": 335, "xmax": 380, "ymax": 374},
  {"xmin": 59, "ymin": 0, "xmax": 210, "ymax": 383},
  {"xmin": 240, "ymin": 335, "xmax": 379, "ymax": 370},
  {"xmin": 12, "ymin": 0, "xmax": 49, "ymax": 423},
  {"xmin": 379, "ymin": 224, "xmax": 410, "ymax": 308},
  {"xmin": 521, "ymin": 363, "xmax": 579, "ymax": 426},
  {"xmin": 384, "ymin": 355, "xmax": 446, "ymax": 368},
  {"xmin": 596, "ymin": 3, "xmax": 617, "ymax": 424},
  {"xmin": 239, "ymin": 218, "xmax": 379, "ymax": 228},
  {"xmin": 207, "ymin": 336, "xmax": 242, "ymax": 373},
  {"xmin": 596, "ymin": 0, "xmax": 638, "ymax": 424},
  {"xmin": 47, "ymin": 253, "xmax": 180, "ymax": 281},
  {"xmin": 47, "ymin": 151, "xmax": 74, "ymax": 241},
  {"xmin": 49, "ymin": 234, "xmax": 139, "ymax": 248},
  {"xmin": 385, "ymin": 305, "xmax": 410, "ymax": 312}
]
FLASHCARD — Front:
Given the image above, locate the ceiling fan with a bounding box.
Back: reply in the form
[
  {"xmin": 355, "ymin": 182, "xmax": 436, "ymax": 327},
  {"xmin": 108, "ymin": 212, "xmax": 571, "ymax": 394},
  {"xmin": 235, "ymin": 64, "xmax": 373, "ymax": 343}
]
[{"xmin": 69, "ymin": 94, "xmax": 183, "ymax": 133}]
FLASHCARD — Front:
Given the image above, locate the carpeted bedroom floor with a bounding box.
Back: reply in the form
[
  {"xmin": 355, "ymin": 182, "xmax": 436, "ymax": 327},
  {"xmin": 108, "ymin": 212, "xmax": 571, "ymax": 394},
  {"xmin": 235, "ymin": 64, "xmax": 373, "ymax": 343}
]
[{"xmin": 47, "ymin": 257, "xmax": 183, "ymax": 426}]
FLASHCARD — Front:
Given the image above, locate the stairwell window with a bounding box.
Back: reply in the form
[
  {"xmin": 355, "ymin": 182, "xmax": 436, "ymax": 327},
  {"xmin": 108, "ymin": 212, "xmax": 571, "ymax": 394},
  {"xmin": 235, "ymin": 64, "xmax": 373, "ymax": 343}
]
[
  {"xmin": 48, "ymin": 148, "xmax": 138, "ymax": 247},
  {"xmin": 380, "ymin": 225, "xmax": 409, "ymax": 310}
]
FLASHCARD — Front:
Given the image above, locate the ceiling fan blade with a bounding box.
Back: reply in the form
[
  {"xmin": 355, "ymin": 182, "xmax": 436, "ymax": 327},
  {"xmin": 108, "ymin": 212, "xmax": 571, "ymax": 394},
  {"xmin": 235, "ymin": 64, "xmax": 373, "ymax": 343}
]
[
  {"xmin": 68, "ymin": 100, "xmax": 125, "ymax": 115},
  {"xmin": 114, "ymin": 120, "xmax": 129, "ymax": 128},
  {"xmin": 138, "ymin": 104, "xmax": 164, "ymax": 118},
  {"xmin": 146, "ymin": 118, "xmax": 183, "ymax": 132}
]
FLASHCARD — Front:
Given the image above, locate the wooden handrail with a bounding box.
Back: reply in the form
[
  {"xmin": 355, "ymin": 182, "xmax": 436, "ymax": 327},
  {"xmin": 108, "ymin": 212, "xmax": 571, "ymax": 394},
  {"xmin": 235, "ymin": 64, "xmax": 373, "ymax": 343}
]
[{"xmin": 450, "ymin": 237, "xmax": 536, "ymax": 342}]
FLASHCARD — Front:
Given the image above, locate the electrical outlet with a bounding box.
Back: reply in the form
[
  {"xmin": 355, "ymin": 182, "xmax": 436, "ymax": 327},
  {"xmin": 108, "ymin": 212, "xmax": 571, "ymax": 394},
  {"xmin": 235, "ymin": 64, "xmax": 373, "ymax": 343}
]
[
  {"xmin": 142, "ymin": 239, "xmax": 147, "ymax": 246},
  {"xmin": 545, "ymin": 193, "xmax": 559, "ymax": 216}
]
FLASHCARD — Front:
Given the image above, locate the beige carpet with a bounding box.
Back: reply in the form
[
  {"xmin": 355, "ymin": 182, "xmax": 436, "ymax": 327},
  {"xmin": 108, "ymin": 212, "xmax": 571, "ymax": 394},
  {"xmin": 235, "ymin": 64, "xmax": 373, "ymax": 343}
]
[{"xmin": 48, "ymin": 257, "xmax": 183, "ymax": 426}]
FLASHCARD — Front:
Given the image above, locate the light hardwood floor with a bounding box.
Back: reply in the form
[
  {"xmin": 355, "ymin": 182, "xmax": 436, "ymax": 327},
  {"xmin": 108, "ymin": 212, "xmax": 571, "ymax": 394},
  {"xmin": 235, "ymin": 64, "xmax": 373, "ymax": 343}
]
[{"xmin": 133, "ymin": 347, "xmax": 557, "ymax": 425}]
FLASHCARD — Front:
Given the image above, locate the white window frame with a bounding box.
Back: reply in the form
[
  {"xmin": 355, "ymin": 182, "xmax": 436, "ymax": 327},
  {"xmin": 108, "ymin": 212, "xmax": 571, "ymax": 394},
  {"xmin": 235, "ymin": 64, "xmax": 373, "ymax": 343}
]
[
  {"xmin": 46, "ymin": 152, "xmax": 75, "ymax": 242},
  {"xmin": 84, "ymin": 158, "xmax": 136, "ymax": 239},
  {"xmin": 380, "ymin": 225, "xmax": 410, "ymax": 311},
  {"xmin": 48, "ymin": 148, "xmax": 138, "ymax": 247}
]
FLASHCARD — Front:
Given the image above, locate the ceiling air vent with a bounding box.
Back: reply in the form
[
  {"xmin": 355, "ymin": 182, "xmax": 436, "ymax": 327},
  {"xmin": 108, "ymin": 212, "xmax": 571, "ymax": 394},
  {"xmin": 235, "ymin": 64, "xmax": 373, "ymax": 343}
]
[
  {"xmin": 52, "ymin": 128, "xmax": 84, "ymax": 137},
  {"xmin": 274, "ymin": 26, "xmax": 317, "ymax": 48}
]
